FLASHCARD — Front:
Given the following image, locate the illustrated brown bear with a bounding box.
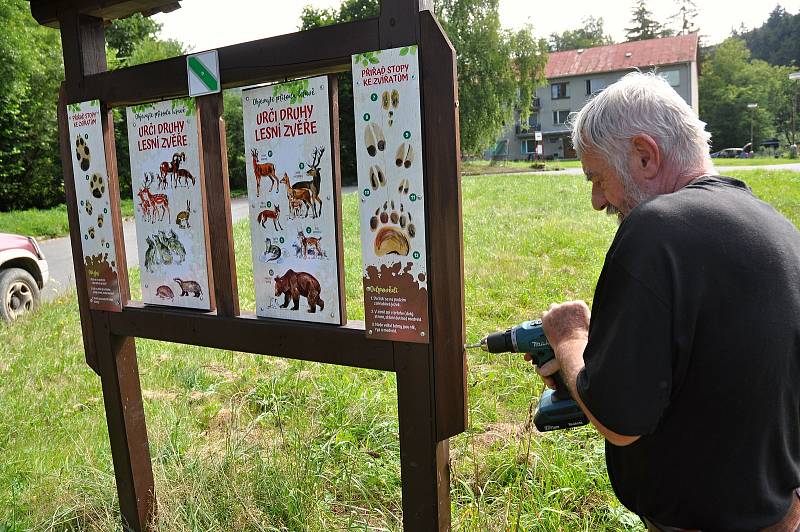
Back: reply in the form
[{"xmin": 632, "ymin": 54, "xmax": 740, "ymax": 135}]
[{"xmin": 274, "ymin": 269, "xmax": 324, "ymax": 313}]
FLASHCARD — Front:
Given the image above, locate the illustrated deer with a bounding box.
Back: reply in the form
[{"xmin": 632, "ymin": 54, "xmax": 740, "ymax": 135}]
[
  {"xmin": 176, "ymin": 167, "xmax": 196, "ymax": 188},
  {"xmin": 136, "ymin": 188, "xmax": 153, "ymax": 223},
  {"xmin": 139, "ymin": 173, "xmax": 170, "ymax": 222},
  {"xmin": 291, "ymin": 147, "xmax": 324, "ymax": 218},
  {"xmin": 298, "ymin": 231, "xmax": 324, "ymax": 259},
  {"xmin": 279, "ymin": 173, "xmax": 313, "ymax": 218},
  {"xmin": 251, "ymin": 148, "xmax": 279, "ymax": 197}
]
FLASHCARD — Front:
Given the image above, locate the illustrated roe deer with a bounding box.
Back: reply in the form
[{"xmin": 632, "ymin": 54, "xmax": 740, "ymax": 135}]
[
  {"xmin": 257, "ymin": 204, "xmax": 283, "ymax": 230},
  {"xmin": 251, "ymin": 148, "xmax": 279, "ymax": 197},
  {"xmin": 298, "ymin": 231, "xmax": 325, "ymax": 259},
  {"xmin": 139, "ymin": 173, "xmax": 170, "ymax": 221},
  {"xmin": 280, "ymin": 173, "xmax": 313, "ymax": 218}
]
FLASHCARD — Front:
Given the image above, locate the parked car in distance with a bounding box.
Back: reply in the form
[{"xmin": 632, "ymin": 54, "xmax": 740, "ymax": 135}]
[
  {"xmin": 710, "ymin": 147, "xmax": 744, "ymax": 158},
  {"xmin": 0, "ymin": 233, "xmax": 49, "ymax": 322}
]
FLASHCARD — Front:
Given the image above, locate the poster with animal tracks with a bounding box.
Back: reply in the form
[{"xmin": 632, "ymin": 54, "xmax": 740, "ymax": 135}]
[
  {"xmin": 353, "ymin": 46, "xmax": 429, "ymax": 344},
  {"xmin": 126, "ymin": 99, "xmax": 212, "ymax": 310},
  {"xmin": 242, "ymin": 75, "xmax": 344, "ymax": 324},
  {"xmin": 66, "ymin": 100, "xmax": 122, "ymax": 311}
]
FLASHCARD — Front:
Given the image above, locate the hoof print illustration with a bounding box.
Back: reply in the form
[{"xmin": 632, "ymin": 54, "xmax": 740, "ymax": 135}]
[
  {"xmin": 364, "ymin": 123, "xmax": 385, "ymax": 157},
  {"xmin": 90, "ymin": 172, "xmax": 105, "ymax": 198},
  {"xmin": 381, "ymin": 91, "xmax": 390, "ymax": 110},
  {"xmin": 371, "ymin": 201, "xmax": 415, "ymax": 256},
  {"xmin": 97, "ymin": 214, "xmax": 104, "ymax": 228},
  {"xmin": 84, "ymin": 200, "xmax": 93, "ymax": 215},
  {"xmin": 369, "ymin": 165, "xmax": 386, "ymax": 190},
  {"xmin": 76, "ymin": 136, "xmax": 90, "ymax": 171},
  {"xmin": 395, "ymin": 143, "xmax": 414, "ymax": 169},
  {"xmin": 155, "ymin": 285, "xmax": 174, "ymax": 300},
  {"xmin": 274, "ymin": 269, "xmax": 324, "ymax": 313},
  {"xmin": 398, "ymin": 178, "xmax": 410, "ymax": 195},
  {"xmin": 87, "ymin": 226, "xmax": 95, "ymax": 239}
]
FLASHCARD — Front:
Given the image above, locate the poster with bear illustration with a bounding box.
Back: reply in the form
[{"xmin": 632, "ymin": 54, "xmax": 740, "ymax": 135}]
[
  {"xmin": 242, "ymin": 75, "xmax": 344, "ymax": 324},
  {"xmin": 126, "ymin": 99, "xmax": 212, "ymax": 311},
  {"xmin": 352, "ymin": 46, "xmax": 430, "ymax": 344},
  {"xmin": 66, "ymin": 100, "xmax": 122, "ymax": 311}
]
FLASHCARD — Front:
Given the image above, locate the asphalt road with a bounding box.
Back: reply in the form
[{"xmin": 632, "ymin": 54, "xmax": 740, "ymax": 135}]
[{"xmin": 37, "ymin": 163, "xmax": 797, "ymax": 302}]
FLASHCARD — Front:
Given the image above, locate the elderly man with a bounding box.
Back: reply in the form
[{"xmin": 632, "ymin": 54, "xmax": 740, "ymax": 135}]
[{"xmin": 532, "ymin": 72, "xmax": 800, "ymax": 531}]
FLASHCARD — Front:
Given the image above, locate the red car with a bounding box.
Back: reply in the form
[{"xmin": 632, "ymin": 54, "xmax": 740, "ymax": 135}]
[{"xmin": 0, "ymin": 233, "xmax": 49, "ymax": 322}]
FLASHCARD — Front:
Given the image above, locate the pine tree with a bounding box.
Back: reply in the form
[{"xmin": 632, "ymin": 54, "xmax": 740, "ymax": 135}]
[
  {"xmin": 625, "ymin": 0, "xmax": 662, "ymax": 41},
  {"xmin": 670, "ymin": 0, "xmax": 699, "ymax": 35}
]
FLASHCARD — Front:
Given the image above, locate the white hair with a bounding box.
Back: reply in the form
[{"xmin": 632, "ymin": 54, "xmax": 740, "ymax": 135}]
[{"xmin": 569, "ymin": 72, "xmax": 712, "ymax": 185}]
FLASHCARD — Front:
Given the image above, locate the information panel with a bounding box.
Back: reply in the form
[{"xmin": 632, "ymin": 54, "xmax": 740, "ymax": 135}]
[
  {"xmin": 353, "ymin": 46, "xmax": 429, "ymax": 343},
  {"xmin": 66, "ymin": 100, "xmax": 122, "ymax": 311},
  {"xmin": 242, "ymin": 76, "xmax": 344, "ymax": 324},
  {"xmin": 126, "ymin": 99, "xmax": 212, "ymax": 310}
]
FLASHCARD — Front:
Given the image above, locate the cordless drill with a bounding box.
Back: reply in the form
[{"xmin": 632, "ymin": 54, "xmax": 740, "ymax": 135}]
[{"xmin": 466, "ymin": 319, "xmax": 589, "ymax": 432}]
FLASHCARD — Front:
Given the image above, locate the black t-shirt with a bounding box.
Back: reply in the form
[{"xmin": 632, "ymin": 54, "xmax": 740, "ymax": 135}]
[{"xmin": 577, "ymin": 176, "xmax": 800, "ymax": 530}]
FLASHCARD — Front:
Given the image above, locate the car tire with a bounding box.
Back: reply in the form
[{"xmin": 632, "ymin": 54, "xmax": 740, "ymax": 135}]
[{"xmin": 0, "ymin": 268, "xmax": 40, "ymax": 322}]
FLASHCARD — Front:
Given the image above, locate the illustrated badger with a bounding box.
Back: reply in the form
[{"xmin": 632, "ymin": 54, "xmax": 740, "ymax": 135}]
[{"xmin": 174, "ymin": 278, "xmax": 202, "ymax": 298}]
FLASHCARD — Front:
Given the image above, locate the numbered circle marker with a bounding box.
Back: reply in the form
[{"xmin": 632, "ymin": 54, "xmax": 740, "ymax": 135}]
[
  {"xmin": 403, "ymin": 131, "xmax": 411, "ymax": 139},
  {"xmin": 363, "ymin": 113, "xmax": 370, "ymax": 122}
]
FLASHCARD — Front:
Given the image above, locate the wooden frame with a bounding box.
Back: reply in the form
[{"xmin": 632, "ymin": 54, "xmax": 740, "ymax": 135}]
[{"xmin": 47, "ymin": 0, "xmax": 464, "ymax": 529}]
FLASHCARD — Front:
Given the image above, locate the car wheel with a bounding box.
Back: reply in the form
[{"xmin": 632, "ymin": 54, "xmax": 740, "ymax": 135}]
[{"xmin": 0, "ymin": 268, "xmax": 40, "ymax": 322}]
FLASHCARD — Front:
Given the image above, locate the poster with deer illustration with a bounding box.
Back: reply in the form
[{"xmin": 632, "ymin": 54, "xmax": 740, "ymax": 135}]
[
  {"xmin": 126, "ymin": 99, "xmax": 212, "ymax": 310},
  {"xmin": 66, "ymin": 100, "xmax": 122, "ymax": 311},
  {"xmin": 242, "ymin": 75, "xmax": 345, "ymax": 324},
  {"xmin": 352, "ymin": 46, "xmax": 430, "ymax": 343}
]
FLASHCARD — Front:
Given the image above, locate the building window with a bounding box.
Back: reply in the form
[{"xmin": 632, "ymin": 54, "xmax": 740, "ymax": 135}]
[
  {"xmin": 659, "ymin": 70, "xmax": 680, "ymax": 87},
  {"xmin": 528, "ymin": 112, "xmax": 539, "ymax": 128},
  {"xmin": 585, "ymin": 78, "xmax": 607, "ymax": 95},
  {"xmin": 551, "ymin": 82, "xmax": 569, "ymax": 99},
  {"xmin": 552, "ymin": 110, "xmax": 571, "ymax": 125},
  {"xmin": 522, "ymin": 139, "xmax": 536, "ymax": 154}
]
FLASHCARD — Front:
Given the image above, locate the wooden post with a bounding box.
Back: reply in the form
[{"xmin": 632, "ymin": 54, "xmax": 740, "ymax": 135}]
[
  {"xmin": 93, "ymin": 312, "xmax": 155, "ymax": 531},
  {"xmin": 58, "ymin": 10, "xmax": 154, "ymax": 530},
  {"xmin": 196, "ymin": 94, "xmax": 239, "ymax": 317}
]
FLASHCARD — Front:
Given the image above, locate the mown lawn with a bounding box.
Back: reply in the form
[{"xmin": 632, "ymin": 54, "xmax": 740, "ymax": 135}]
[
  {"xmin": 1, "ymin": 169, "xmax": 797, "ymax": 531},
  {"xmin": 0, "ymin": 200, "xmax": 135, "ymax": 240}
]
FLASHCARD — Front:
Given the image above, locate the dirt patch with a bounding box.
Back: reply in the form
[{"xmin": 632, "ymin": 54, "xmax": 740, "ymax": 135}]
[
  {"xmin": 473, "ymin": 422, "xmax": 526, "ymax": 449},
  {"xmin": 142, "ymin": 389, "xmax": 178, "ymax": 401},
  {"xmin": 202, "ymin": 363, "xmax": 238, "ymax": 381}
]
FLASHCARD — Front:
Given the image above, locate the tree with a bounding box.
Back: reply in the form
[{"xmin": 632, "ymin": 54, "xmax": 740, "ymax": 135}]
[
  {"xmin": 106, "ymin": 13, "xmax": 161, "ymax": 61},
  {"xmin": 669, "ymin": 0, "xmax": 698, "ymax": 35},
  {"xmin": 431, "ymin": 0, "xmax": 549, "ymax": 155},
  {"xmin": 736, "ymin": 6, "xmax": 800, "ymax": 67},
  {"xmin": 0, "ymin": 0, "xmax": 64, "ymax": 210},
  {"xmin": 625, "ymin": 0, "xmax": 663, "ymax": 41},
  {"xmin": 300, "ymin": 0, "xmax": 380, "ymax": 185},
  {"xmin": 549, "ymin": 16, "xmax": 614, "ymax": 51},
  {"xmin": 699, "ymin": 38, "xmax": 790, "ymax": 151}
]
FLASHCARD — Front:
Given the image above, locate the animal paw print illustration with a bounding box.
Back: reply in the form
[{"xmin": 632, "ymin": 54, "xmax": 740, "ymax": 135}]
[
  {"xmin": 97, "ymin": 214, "xmax": 104, "ymax": 228},
  {"xmin": 89, "ymin": 172, "xmax": 105, "ymax": 199},
  {"xmin": 370, "ymin": 201, "xmax": 416, "ymax": 256},
  {"xmin": 395, "ymin": 143, "xmax": 414, "ymax": 169},
  {"xmin": 76, "ymin": 135, "xmax": 90, "ymax": 171},
  {"xmin": 364, "ymin": 123, "xmax": 385, "ymax": 156},
  {"xmin": 369, "ymin": 165, "xmax": 385, "ymax": 190},
  {"xmin": 381, "ymin": 89, "xmax": 399, "ymax": 126},
  {"xmin": 84, "ymin": 200, "xmax": 93, "ymax": 215}
]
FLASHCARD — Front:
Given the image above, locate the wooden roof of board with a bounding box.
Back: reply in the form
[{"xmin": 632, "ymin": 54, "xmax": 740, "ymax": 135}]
[
  {"xmin": 546, "ymin": 33, "xmax": 699, "ymax": 79},
  {"xmin": 28, "ymin": 0, "xmax": 181, "ymax": 28}
]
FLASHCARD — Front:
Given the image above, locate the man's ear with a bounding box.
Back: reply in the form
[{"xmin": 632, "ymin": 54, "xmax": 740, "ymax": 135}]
[{"xmin": 630, "ymin": 134, "xmax": 660, "ymax": 180}]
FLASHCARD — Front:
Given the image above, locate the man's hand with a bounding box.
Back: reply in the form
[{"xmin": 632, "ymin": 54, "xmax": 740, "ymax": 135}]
[{"xmin": 541, "ymin": 300, "xmax": 590, "ymax": 348}]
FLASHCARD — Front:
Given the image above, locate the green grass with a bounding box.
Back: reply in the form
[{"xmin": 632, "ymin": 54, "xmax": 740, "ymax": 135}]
[
  {"xmin": 714, "ymin": 156, "xmax": 799, "ymax": 167},
  {"xmin": 1, "ymin": 169, "xmax": 798, "ymax": 531},
  {"xmin": 0, "ymin": 200, "xmax": 134, "ymax": 240}
]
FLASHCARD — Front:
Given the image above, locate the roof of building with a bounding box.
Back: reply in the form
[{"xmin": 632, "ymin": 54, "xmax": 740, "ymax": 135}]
[{"xmin": 545, "ymin": 33, "xmax": 699, "ymax": 79}]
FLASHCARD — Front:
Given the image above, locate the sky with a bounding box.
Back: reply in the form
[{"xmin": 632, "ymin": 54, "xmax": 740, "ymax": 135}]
[{"xmin": 152, "ymin": 0, "xmax": 800, "ymax": 53}]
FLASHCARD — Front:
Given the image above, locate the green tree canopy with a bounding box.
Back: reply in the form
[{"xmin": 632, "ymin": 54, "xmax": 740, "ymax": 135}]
[
  {"xmin": 699, "ymin": 38, "xmax": 794, "ymax": 151},
  {"xmin": 0, "ymin": 0, "xmax": 64, "ymax": 210},
  {"xmin": 106, "ymin": 13, "xmax": 161, "ymax": 61},
  {"xmin": 669, "ymin": 0, "xmax": 698, "ymax": 35},
  {"xmin": 736, "ymin": 6, "xmax": 800, "ymax": 67},
  {"xmin": 549, "ymin": 16, "xmax": 614, "ymax": 51}
]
